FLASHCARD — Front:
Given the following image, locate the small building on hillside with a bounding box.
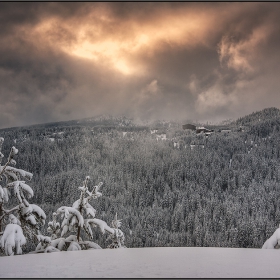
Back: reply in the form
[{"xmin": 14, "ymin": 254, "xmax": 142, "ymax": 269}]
[
  {"xmin": 196, "ymin": 127, "xmax": 214, "ymax": 134},
  {"xmin": 182, "ymin": 124, "xmax": 196, "ymax": 130}
]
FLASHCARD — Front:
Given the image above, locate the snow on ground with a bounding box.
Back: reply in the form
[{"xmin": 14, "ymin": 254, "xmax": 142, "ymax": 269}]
[{"xmin": 1, "ymin": 247, "xmax": 280, "ymax": 278}]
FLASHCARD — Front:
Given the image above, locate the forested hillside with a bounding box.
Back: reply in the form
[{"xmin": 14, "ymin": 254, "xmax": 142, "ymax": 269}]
[{"xmin": 1, "ymin": 108, "xmax": 280, "ymax": 251}]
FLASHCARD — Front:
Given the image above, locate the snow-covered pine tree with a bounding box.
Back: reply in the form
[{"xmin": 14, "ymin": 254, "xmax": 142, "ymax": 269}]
[
  {"xmin": 34, "ymin": 176, "xmax": 126, "ymax": 253},
  {"xmin": 262, "ymin": 224, "xmax": 280, "ymax": 249},
  {"xmin": 47, "ymin": 212, "xmax": 60, "ymax": 240},
  {"xmin": 0, "ymin": 137, "xmax": 46, "ymax": 256},
  {"xmin": 107, "ymin": 213, "xmax": 126, "ymax": 249}
]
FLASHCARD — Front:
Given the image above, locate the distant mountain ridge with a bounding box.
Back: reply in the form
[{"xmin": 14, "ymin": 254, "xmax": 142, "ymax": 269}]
[
  {"xmin": 235, "ymin": 107, "xmax": 280, "ymax": 126},
  {"xmin": 0, "ymin": 114, "xmax": 139, "ymax": 132},
  {"xmin": 1, "ymin": 107, "xmax": 279, "ymax": 132}
]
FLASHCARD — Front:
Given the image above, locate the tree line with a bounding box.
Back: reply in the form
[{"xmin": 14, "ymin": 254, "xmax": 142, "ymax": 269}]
[{"xmin": 1, "ymin": 108, "xmax": 280, "ymax": 250}]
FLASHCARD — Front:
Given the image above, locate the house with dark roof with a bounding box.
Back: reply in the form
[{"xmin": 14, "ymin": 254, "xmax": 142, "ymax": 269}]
[
  {"xmin": 196, "ymin": 127, "xmax": 214, "ymax": 134},
  {"xmin": 182, "ymin": 124, "xmax": 196, "ymax": 130}
]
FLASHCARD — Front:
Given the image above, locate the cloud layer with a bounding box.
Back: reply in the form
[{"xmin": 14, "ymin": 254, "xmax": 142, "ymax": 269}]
[{"xmin": 0, "ymin": 2, "xmax": 280, "ymax": 128}]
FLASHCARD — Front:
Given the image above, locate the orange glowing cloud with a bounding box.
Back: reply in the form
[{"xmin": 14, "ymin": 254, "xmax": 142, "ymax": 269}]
[
  {"xmin": 26, "ymin": 3, "xmax": 245, "ymax": 76},
  {"xmin": 1, "ymin": 2, "xmax": 279, "ymax": 128},
  {"xmin": 218, "ymin": 23, "xmax": 274, "ymax": 73}
]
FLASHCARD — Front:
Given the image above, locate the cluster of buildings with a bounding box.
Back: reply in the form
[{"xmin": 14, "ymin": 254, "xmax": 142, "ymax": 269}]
[
  {"xmin": 182, "ymin": 123, "xmax": 235, "ymax": 135},
  {"xmin": 182, "ymin": 124, "xmax": 214, "ymax": 135},
  {"xmin": 122, "ymin": 122, "xmax": 235, "ymax": 150}
]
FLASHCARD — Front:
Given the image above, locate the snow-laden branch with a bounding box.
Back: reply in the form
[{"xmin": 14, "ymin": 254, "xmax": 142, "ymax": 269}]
[
  {"xmin": 47, "ymin": 213, "xmax": 60, "ymax": 239},
  {"xmin": 29, "ymin": 204, "xmax": 46, "ymax": 225},
  {"xmin": 0, "ymin": 146, "xmax": 17, "ymax": 177},
  {"xmin": 79, "ymin": 240, "xmax": 102, "ymax": 250},
  {"xmin": 0, "ymin": 146, "xmax": 31, "ymax": 184},
  {"xmin": 56, "ymin": 206, "xmax": 84, "ymax": 237},
  {"xmin": 4, "ymin": 166, "xmax": 32, "ymax": 181},
  {"xmin": 262, "ymin": 226, "xmax": 280, "ymax": 249},
  {"xmin": 111, "ymin": 213, "xmax": 122, "ymax": 229},
  {"xmin": 50, "ymin": 238, "xmax": 66, "ymax": 251},
  {"xmin": 37, "ymin": 234, "xmax": 52, "ymax": 244},
  {"xmin": 72, "ymin": 199, "xmax": 97, "ymax": 218},
  {"xmin": 0, "ymin": 186, "xmax": 9, "ymax": 203},
  {"xmin": 86, "ymin": 218, "xmax": 114, "ymax": 235},
  {"xmin": 67, "ymin": 241, "xmax": 81, "ymax": 251},
  {"xmin": 7, "ymin": 181, "xmax": 34, "ymax": 203},
  {"xmin": 0, "ymin": 205, "xmax": 19, "ymax": 221},
  {"xmin": 1, "ymin": 223, "xmax": 26, "ymax": 256},
  {"xmin": 85, "ymin": 182, "xmax": 103, "ymax": 201}
]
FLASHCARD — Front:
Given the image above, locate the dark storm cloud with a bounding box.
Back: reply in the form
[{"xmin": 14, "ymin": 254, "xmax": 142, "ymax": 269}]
[{"xmin": 0, "ymin": 2, "xmax": 280, "ymax": 128}]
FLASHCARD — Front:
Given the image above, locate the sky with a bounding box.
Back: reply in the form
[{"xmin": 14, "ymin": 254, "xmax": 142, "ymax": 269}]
[{"xmin": 0, "ymin": 2, "xmax": 280, "ymax": 128}]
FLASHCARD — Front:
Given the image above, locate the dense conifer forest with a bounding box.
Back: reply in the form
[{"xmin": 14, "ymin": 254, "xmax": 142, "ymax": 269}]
[{"xmin": 1, "ymin": 107, "xmax": 280, "ymax": 251}]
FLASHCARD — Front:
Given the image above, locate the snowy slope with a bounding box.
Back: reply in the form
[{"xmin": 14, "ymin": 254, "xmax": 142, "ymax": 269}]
[{"xmin": 0, "ymin": 247, "xmax": 280, "ymax": 278}]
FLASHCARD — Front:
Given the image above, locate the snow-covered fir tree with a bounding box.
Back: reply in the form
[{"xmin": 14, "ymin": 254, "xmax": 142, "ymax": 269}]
[
  {"xmin": 262, "ymin": 225, "xmax": 280, "ymax": 249},
  {"xmin": 106, "ymin": 213, "xmax": 126, "ymax": 249},
  {"xmin": 0, "ymin": 137, "xmax": 46, "ymax": 256},
  {"xmin": 34, "ymin": 176, "xmax": 126, "ymax": 253}
]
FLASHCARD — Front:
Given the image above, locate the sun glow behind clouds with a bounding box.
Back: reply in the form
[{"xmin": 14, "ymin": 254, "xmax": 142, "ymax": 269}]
[
  {"xmin": 0, "ymin": 2, "xmax": 279, "ymax": 128},
  {"xmin": 29, "ymin": 4, "xmax": 226, "ymax": 77},
  {"xmin": 56, "ymin": 10, "xmax": 217, "ymax": 76},
  {"xmin": 68, "ymin": 40, "xmax": 135, "ymax": 75}
]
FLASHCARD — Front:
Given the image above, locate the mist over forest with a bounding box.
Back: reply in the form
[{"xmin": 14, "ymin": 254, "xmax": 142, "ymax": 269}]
[{"xmin": 1, "ymin": 107, "xmax": 280, "ymax": 252}]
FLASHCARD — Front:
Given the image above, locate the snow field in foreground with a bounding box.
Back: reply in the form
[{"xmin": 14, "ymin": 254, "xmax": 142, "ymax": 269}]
[{"xmin": 0, "ymin": 246, "xmax": 280, "ymax": 278}]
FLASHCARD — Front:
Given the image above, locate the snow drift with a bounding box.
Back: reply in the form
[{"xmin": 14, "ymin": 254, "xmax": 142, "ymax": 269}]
[{"xmin": 0, "ymin": 247, "xmax": 280, "ymax": 278}]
